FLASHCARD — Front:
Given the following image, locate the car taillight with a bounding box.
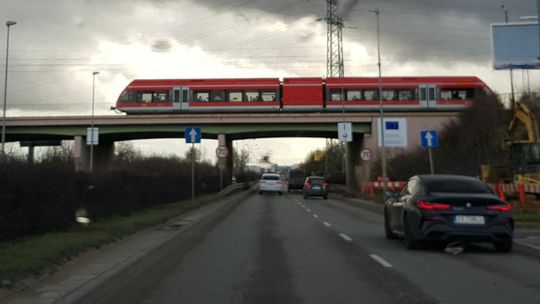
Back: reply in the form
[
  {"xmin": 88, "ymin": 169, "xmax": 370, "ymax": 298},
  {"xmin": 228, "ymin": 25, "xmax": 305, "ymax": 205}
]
[
  {"xmin": 417, "ymin": 200, "xmax": 450, "ymax": 211},
  {"xmin": 276, "ymin": 181, "xmax": 282, "ymax": 185},
  {"xmin": 323, "ymin": 182, "xmax": 328, "ymax": 189},
  {"xmin": 305, "ymin": 182, "xmax": 311, "ymax": 189},
  {"xmin": 487, "ymin": 204, "xmax": 511, "ymax": 212}
]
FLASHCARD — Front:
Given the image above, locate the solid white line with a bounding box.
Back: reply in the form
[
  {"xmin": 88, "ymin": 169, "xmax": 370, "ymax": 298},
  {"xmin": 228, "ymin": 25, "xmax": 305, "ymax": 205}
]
[
  {"xmin": 339, "ymin": 233, "xmax": 352, "ymax": 242},
  {"xmin": 515, "ymin": 240, "xmax": 540, "ymax": 251},
  {"xmin": 323, "ymin": 221, "xmax": 332, "ymax": 227},
  {"xmin": 369, "ymin": 254, "xmax": 393, "ymax": 268},
  {"xmin": 313, "ymin": 214, "xmax": 319, "ymax": 218}
]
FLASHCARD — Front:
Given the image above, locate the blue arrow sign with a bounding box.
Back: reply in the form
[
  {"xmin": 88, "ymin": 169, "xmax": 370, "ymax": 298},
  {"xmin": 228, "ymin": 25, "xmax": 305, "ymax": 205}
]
[
  {"xmin": 185, "ymin": 127, "xmax": 202, "ymax": 144},
  {"xmin": 421, "ymin": 130, "xmax": 438, "ymax": 148}
]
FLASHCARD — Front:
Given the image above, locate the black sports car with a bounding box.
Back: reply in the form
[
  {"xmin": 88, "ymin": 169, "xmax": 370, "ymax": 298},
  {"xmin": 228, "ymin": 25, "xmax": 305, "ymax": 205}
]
[{"xmin": 384, "ymin": 175, "xmax": 513, "ymax": 252}]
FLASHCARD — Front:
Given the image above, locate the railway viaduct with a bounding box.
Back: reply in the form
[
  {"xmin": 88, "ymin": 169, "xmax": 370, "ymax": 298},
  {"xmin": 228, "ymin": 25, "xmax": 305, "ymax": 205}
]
[{"xmin": 3, "ymin": 111, "xmax": 459, "ymax": 188}]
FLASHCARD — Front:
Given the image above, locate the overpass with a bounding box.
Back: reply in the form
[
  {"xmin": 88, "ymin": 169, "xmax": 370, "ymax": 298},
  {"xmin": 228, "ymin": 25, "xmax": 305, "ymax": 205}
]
[{"xmin": 3, "ymin": 111, "xmax": 460, "ymax": 188}]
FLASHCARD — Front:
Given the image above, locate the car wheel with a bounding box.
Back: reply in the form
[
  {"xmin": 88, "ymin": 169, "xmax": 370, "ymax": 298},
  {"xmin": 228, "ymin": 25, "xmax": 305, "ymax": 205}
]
[
  {"xmin": 384, "ymin": 209, "xmax": 398, "ymax": 239},
  {"xmin": 259, "ymin": 191, "xmax": 263, "ymax": 195},
  {"xmin": 323, "ymin": 194, "xmax": 328, "ymax": 200},
  {"xmin": 494, "ymin": 240, "xmax": 513, "ymax": 253},
  {"xmin": 303, "ymin": 194, "xmax": 308, "ymax": 199},
  {"xmin": 278, "ymin": 192, "xmax": 283, "ymax": 196},
  {"xmin": 404, "ymin": 216, "xmax": 419, "ymax": 249}
]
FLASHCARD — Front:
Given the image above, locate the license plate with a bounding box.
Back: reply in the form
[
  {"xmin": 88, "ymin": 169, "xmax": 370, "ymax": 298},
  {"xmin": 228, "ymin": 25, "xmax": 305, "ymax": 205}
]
[
  {"xmin": 454, "ymin": 215, "xmax": 485, "ymax": 225},
  {"xmin": 313, "ymin": 186, "xmax": 321, "ymax": 190}
]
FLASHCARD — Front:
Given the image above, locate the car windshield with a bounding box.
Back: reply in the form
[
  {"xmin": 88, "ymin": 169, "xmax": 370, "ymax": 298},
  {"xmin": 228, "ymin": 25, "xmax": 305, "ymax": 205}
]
[
  {"xmin": 425, "ymin": 179, "xmax": 491, "ymax": 194},
  {"xmin": 262, "ymin": 175, "xmax": 279, "ymax": 180},
  {"xmin": 308, "ymin": 178, "xmax": 324, "ymax": 185}
]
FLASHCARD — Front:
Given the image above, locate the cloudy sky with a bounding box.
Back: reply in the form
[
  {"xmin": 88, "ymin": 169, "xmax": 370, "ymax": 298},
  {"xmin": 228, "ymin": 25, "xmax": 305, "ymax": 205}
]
[{"xmin": 1, "ymin": 0, "xmax": 538, "ymax": 165}]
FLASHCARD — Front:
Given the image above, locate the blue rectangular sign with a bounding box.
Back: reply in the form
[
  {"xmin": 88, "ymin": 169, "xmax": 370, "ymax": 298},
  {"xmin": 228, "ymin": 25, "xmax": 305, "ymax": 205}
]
[
  {"xmin": 185, "ymin": 127, "xmax": 202, "ymax": 144},
  {"xmin": 421, "ymin": 130, "xmax": 438, "ymax": 148}
]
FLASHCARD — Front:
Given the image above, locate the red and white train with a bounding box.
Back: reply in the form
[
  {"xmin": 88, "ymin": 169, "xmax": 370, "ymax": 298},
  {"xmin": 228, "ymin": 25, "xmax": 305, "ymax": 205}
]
[{"xmin": 115, "ymin": 76, "xmax": 489, "ymax": 114}]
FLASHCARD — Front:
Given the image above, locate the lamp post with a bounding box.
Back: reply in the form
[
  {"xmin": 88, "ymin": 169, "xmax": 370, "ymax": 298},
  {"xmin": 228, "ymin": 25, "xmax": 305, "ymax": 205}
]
[
  {"xmin": 89, "ymin": 71, "xmax": 99, "ymax": 172},
  {"xmin": 1, "ymin": 20, "xmax": 16, "ymax": 160},
  {"xmin": 369, "ymin": 9, "xmax": 387, "ymax": 197}
]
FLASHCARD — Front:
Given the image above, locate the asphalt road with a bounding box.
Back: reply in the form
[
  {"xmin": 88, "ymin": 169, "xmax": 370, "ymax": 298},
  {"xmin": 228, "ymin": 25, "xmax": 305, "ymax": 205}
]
[{"xmin": 87, "ymin": 192, "xmax": 540, "ymax": 304}]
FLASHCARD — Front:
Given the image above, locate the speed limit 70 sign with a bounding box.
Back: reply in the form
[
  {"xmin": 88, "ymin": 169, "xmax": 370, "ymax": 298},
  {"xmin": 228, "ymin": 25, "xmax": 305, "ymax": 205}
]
[
  {"xmin": 360, "ymin": 149, "xmax": 372, "ymax": 161},
  {"xmin": 216, "ymin": 145, "xmax": 229, "ymax": 158}
]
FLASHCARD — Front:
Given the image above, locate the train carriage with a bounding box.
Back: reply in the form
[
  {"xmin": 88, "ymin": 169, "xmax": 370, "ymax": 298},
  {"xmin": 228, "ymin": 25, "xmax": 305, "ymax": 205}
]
[{"xmin": 115, "ymin": 76, "xmax": 489, "ymax": 114}]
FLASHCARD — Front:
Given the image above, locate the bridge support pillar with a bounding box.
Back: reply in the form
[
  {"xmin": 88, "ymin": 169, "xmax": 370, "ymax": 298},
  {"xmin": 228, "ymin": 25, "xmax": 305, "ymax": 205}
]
[
  {"xmin": 73, "ymin": 136, "xmax": 114, "ymax": 172},
  {"xmin": 218, "ymin": 134, "xmax": 234, "ymax": 187},
  {"xmin": 345, "ymin": 141, "xmax": 360, "ymax": 191}
]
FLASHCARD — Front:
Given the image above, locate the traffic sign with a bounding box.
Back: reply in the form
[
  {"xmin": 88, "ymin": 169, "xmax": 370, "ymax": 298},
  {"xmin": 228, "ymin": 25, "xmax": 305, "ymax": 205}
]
[
  {"xmin": 86, "ymin": 127, "xmax": 99, "ymax": 146},
  {"xmin": 360, "ymin": 149, "xmax": 372, "ymax": 161},
  {"xmin": 216, "ymin": 145, "xmax": 229, "ymax": 158},
  {"xmin": 338, "ymin": 122, "xmax": 353, "ymax": 142},
  {"xmin": 185, "ymin": 127, "xmax": 202, "ymax": 144},
  {"xmin": 421, "ymin": 130, "xmax": 438, "ymax": 148}
]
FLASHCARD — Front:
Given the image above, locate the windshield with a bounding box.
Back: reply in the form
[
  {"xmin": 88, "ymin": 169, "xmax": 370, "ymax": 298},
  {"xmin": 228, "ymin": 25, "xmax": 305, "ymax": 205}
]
[{"xmin": 425, "ymin": 179, "xmax": 492, "ymax": 193}]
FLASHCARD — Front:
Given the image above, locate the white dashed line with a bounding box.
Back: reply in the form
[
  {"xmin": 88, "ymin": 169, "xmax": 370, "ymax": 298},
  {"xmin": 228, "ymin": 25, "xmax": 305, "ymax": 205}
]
[
  {"xmin": 339, "ymin": 233, "xmax": 353, "ymax": 242},
  {"xmin": 323, "ymin": 221, "xmax": 332, "ymax": 227},
  {"xmin": 369, "ymin": 254, "xmax": 393, "ymax": 268},
  {"xmin": 313, "ymin": 214, "xmax": 319, "ymax": 219},
  {"xmin": 306, "ymin": 209, "xmax": 312, "ymax": 212}
]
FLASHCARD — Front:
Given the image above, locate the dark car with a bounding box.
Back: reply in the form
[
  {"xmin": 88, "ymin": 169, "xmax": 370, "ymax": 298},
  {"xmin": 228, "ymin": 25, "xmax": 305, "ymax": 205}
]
[
  {"xmin": 303, "ymin": 176, "xmax": 328, "ymax": 199},
  {"xmin": 384, "ymin": 175, "xmax": 513, "ymax": 252}
]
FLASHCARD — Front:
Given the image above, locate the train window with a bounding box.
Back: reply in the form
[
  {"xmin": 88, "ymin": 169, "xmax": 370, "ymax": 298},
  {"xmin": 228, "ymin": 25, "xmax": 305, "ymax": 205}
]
[
  {"xmin": 428, "ymin": 87, "xmax": 436, "ymax": 100},
  {"xmin": 440, "ymin": 89, "xmax": 474, "ymax": 100},
  {"xmin": 229, "ymin": 91, "xmax": 243, "ymax": 102},
  {"xmin": 139, "ymin": 92, "xmax": 153, "ymax": 103},
  {"xmin": 193, "ymin": 91, "xmax": 209, "ymax": 102},
  {"xmin": 419, "ymin": 87, "xmax": 426, "ymax": 100},
  {"xmin": 364, "ymin": 90, "xmax": 378, "ymax": 101},
  {"xmin": 119, "ymin": 91, "xmax": 135, "ymax": 103},
  {"xmin": 347, "ymin": 90, "xmax": 361, "ymax": 101},
  {"xmin": 152, "ymin": 91, "xmax": 168, "ymax": 103},
  {"xmin": 211, "ymin": 90, "xmax": 225, "ymax": 101},
  {"xmin": 261, "ymin": 91, "xmax": 276, "ymax": 101},
  {"xmin": 245, "ymin": 91, "xmax": 260, "ymax": 101},
  {"xmin": 330, "ymin": 90, "xmax": 343, "ymax": 101},
  {"xmin": 398, "ymin": 90, "xmax": 414, "ymax": 100},
  {"xmin": 382, "ymin": 90, "xmax": 396, "ymax": 101}
]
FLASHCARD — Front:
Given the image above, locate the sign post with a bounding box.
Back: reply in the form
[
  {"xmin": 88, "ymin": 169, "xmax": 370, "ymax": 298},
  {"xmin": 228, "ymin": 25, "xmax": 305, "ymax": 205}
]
[
  {"xmin": 216, "ymin": 145, "xmax": 229, "ymax": 190},
  {"xmin": 421, "ymin": 130, "xmax": 439, "ymax": 174},
  {"xmin": 185, "ymin": 127, "xmax": 202, "ymax": 205}
]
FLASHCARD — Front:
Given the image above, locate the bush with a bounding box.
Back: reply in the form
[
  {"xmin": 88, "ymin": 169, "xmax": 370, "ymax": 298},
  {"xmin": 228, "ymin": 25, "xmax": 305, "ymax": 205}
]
[{"xmin": 0, "ymin": 157, "xmax": 220, "ymax": 241}]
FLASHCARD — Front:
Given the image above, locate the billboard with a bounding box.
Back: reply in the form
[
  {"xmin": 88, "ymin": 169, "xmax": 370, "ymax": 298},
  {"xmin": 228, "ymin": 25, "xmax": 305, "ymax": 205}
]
[{"xmin": 491, "ymin": 22, "xmax": 540, "ymax": 70}]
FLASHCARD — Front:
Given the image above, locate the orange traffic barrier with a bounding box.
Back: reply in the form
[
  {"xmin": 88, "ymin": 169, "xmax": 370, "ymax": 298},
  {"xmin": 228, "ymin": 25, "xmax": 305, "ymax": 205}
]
[
  {"xmin": 369, "ymin": 182, "xmax": 375, "ymax": 197},
  {"xmin": 518, "ymin": 183, "xmax": 525, "ymax": 208},
  {"xmin": 497, "ymin": 183, "xmax": 506, "ymax": 201}
]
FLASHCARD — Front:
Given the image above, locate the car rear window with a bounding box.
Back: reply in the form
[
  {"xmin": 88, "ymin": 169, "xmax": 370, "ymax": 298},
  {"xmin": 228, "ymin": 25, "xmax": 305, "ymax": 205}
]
[
  {"xmin": 307, "ymin": 178, "xmax": 324, "ymax": 185},
  {"xmin": 262, "ymin": 175, "xmax": 280, "ymax": 180},
  {"xmin": 425, "ymin": 179, "xmax": 491, "ymax": 194}
]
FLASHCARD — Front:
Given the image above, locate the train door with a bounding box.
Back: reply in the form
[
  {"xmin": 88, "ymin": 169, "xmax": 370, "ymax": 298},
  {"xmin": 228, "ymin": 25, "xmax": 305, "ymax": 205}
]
[
  {"xmin": 418, "ymin": 84, "xmax": 437, "ymax": 109},
  {"xmin": 173, "ymin": 87, "xmax": 190, "ymax": 111}
]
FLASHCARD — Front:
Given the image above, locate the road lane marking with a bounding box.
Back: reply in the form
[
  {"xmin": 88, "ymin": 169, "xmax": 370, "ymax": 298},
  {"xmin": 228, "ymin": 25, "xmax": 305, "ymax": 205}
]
[
  {"xmin": 515, "ymin": 240, "xmax": 540, "ymax": 251},
  {"xmin": 313, "ymin": 214, "xmax": 319, "ymax": 218},
  {"xmin": 369, "ymin": 254, "xmax": 393, "ymax": 268},
  {"xmin": 323, "ymin": 221, "xmax": 332, "ymax": 227},
  {"xmin": 306, "ymin": 209, "xmax": 311, "ymax": 212},
  {"xmin": 339, "ymin": 233, "xmax": 352, "ymax": 242}
]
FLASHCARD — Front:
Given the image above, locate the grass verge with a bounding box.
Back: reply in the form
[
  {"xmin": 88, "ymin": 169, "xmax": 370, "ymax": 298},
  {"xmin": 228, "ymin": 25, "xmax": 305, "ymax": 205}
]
[
  {"xmin": 513, "ymin": 211, "xmax": 540, "ymax": 223},
  {"xmin": 0, "ymin": 195, "xmax": 215, "ymax": 288}
]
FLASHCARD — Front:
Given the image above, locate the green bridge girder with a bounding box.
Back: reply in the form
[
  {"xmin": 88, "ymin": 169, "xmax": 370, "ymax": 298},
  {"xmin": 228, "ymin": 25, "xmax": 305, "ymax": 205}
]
[{"xmin": 7, "ymin": 123, "xmax": 371, "ymax": 142}]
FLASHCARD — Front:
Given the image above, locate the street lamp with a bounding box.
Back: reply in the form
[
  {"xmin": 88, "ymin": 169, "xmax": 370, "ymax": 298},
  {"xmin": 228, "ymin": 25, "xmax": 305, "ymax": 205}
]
[
  {"xmin": 89, "ymin": 71, "xmax": 99, "ymax": 172},
  {"xmin": 369, "ymin": 9, "xmax": 387, "ymax": 197},
  {"xmin": 1, "ymin": 20, "xmax": 16, "ymax": 159}
]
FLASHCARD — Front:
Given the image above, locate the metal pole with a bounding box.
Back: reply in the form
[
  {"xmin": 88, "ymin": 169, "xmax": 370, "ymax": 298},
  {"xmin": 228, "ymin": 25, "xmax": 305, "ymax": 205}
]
[
  {"xmin": 537, "ymin": 0, "xmax": 540, "ymax": 59},
  {"xmin": 89, "ymin": 71, "xmax": 99, "ymax": 172},
  {"xmin": 370, "ymin": 9, "xmax": 387, "ymax": 198},
  {"xmin": 502, "ymin": 5, "xmax": 516, "ymax": 112},
  {"xmin": 191, "ymin": 142, "xmax": 195, "ymax": 205},
  {"xmin": 428, "ymin": 148, "xmax": 435, "ymax": 175},
  {"xmin": 1, "ymin": 21, "xmax": 16, "ymax": 160}
]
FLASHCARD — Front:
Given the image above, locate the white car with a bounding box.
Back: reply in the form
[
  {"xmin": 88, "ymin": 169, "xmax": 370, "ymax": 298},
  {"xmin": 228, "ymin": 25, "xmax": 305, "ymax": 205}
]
[{"xmin": 259, "ymin": 173, "xmax": 285, "ymax": 195}]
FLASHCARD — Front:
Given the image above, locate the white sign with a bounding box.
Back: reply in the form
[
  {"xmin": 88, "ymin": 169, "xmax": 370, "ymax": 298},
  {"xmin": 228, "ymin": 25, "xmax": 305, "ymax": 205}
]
[
  {"xmin": 377, "ymin": 118, "xmax": 407, "ymax": 147},
  {"xmin": 338, "ymin": 122, "xmax": 353, "ymax": 142},
  {"xmin": 86, "ymin": 127, "xmax": 99, "ymax": 146},
  {"xmin": 360, "ymin": 149, "xmax": 372, "ymax": 161},
  {"xmin": 216, "ymin": 145, "xmax": 229, "ymax": 158}
]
